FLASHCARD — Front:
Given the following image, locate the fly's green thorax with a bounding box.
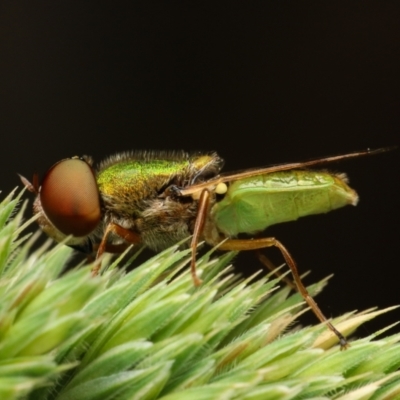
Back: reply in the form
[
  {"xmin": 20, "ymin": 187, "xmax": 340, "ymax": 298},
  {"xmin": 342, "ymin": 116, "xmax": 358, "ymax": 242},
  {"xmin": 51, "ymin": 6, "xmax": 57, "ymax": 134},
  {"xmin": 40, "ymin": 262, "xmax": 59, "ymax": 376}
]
[
  {"xmin": 211, "ymin": 170, "xmax": 358, "ymax": 236},
  {"xmin": 97, "ymin": 160, "xmax": 187, "ymax": 199},
  {"xmin": 97, "ymin": 154, "xmax": 217, "ymax": 202}
]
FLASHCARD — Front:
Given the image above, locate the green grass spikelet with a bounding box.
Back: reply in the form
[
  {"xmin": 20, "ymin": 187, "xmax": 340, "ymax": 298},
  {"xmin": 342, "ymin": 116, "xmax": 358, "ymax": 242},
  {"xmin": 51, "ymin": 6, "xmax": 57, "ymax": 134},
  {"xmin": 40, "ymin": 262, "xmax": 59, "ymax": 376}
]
[{"xmin": 0, "ymin": 190, "xmax": 399, "ymax": 400}]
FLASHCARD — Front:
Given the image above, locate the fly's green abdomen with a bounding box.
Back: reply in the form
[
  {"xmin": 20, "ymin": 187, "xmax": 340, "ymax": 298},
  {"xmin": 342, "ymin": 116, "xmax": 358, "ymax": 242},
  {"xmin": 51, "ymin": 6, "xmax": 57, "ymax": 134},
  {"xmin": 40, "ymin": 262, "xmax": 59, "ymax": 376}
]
[{"xmin": 211, "ymin": 171, "xmax": 359, "ymax": 237}]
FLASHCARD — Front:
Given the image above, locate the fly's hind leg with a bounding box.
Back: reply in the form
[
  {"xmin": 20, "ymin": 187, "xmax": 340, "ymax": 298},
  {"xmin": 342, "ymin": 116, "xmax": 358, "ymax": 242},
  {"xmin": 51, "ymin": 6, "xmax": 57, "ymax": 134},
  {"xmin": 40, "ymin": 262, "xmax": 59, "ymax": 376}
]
[
  {"xmin": 256, "ymin": 251, "xmax": 297, "ymax": 291},
  {"xmin": 91, "ymin": 222, "xmax": 142, "ymax": 276},
  {"xmin": 219, "ymin": 237, "xmax": 349, "ymax": 350}
]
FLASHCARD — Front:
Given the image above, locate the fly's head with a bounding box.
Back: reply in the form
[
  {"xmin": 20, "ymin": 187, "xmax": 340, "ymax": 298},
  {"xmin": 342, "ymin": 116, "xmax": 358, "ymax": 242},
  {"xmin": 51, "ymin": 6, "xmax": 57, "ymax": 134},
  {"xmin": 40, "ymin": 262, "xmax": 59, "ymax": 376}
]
[{"xmin": 20, "ymin": 156, "xmax": 101, "ymax": 252}]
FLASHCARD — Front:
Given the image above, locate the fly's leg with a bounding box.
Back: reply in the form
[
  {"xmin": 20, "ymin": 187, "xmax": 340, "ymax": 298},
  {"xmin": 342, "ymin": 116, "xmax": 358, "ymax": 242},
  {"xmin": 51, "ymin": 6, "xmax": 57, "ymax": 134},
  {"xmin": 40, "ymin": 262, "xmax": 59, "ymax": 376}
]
[
  {"xmin": 92, "ymin": 242, "xmax": 133, "ymax": 254},
  {"xmin": 190, "ymin": 189, "xmax": 211, "ymax": 286},
  {"xmin": 219, "ymin": 237, "xmax": 349, "ymax": 350},
  {"xmin": 91, "ymin": 222, "xmax": 142, "ymax": 276},
  {"xmin": 256, "ymin": 251, "xmax": 297, "ymax": 291}
]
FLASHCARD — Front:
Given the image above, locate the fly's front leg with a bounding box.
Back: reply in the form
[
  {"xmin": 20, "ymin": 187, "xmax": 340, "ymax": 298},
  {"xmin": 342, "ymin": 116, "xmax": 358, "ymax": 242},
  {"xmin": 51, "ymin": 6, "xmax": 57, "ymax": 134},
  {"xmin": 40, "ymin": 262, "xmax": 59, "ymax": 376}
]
[
  {"xmin": 219, "ymin": 237, "xmax": 349, "ymax": 350},
  {"xmin": 91, "ymin": 222, "xmax": 142, "ymax": 276}
]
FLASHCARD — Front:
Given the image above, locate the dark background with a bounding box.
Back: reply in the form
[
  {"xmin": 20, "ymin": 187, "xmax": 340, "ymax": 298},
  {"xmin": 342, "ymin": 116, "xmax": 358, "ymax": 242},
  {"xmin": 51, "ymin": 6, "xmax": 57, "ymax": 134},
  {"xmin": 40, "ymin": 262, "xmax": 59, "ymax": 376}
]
[{"xmin": 1, "ymin": 3, "xmax": 399, "ymax": 336}]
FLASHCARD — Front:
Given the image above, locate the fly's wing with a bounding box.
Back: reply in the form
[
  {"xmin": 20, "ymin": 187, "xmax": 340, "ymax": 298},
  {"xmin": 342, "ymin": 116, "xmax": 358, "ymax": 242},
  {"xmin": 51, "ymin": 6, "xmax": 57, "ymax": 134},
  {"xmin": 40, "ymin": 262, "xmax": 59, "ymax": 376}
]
[{"xmin": 179, "ymin": 147, "xmax": 393, "ymax": 197}]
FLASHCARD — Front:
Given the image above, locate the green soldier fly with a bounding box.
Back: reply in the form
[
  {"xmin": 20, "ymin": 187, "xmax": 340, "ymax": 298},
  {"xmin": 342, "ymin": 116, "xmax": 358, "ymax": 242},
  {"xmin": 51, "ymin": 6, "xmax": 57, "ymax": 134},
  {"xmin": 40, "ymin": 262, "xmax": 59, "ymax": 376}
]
[{"xmin": 20, "ymin": 147, "xmax": 393, "ymax": 349}]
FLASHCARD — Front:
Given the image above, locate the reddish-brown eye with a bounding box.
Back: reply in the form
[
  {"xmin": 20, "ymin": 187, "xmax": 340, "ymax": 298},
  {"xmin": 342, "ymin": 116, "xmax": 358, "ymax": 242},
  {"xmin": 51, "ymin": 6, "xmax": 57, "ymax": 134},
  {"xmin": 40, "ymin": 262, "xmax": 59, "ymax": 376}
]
[{"xmin": 40, "ymin": 158, "xmax": 101, "ymax": 236}]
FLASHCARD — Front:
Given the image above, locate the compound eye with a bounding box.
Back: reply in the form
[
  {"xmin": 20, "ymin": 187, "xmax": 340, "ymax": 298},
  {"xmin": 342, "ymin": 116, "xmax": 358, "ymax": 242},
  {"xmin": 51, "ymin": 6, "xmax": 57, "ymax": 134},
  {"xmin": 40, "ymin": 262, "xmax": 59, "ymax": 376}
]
[{"xmin": 40, "ymin": 158, "xmax": 101, "ymax": 236}]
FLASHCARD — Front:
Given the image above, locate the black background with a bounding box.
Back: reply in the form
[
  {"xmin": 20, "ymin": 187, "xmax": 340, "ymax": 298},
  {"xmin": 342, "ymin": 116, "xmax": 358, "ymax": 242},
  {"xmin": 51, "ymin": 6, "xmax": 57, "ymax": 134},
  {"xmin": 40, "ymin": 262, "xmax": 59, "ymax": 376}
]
[{"xmin": 1, "ymin": 2, "xmax": 399, "ymax": 335}]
